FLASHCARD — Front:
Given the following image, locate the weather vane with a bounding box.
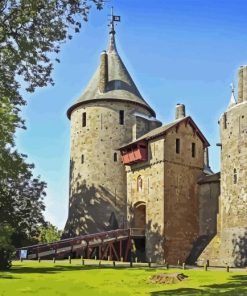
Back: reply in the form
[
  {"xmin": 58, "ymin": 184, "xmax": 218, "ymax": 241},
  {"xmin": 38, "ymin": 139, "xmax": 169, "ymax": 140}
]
[{"xmin": 108, "ymin": 6, "xmax": 121, "ymax": 34}]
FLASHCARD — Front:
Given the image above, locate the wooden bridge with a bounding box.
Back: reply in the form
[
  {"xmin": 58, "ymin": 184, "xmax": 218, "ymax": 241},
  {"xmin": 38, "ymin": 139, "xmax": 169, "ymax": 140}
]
[{"xmin": 18, "ymin": 228, "xmax": 145, "ymax": 262}]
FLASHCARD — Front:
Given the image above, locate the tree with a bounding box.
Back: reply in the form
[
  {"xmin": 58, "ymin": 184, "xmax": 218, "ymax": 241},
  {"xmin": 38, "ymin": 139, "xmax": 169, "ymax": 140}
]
[
  {"xmin": 37, "ymin": 223, "xmax": 62, "ymax": 244},
  {"xmin": 0, "ymin": 1, "xmax": 104, "ymax": 248},
  {"xmin": 0, "ymin": 2, "xmax": 105, "ymax": 266},
  {"xmin": 0, "ymin": 224, "xmax": 15, "ymax": 270},
  {"xmin": 0, "ymin": 0, "xmax": 104, "ymax": 145},
  {"xmin": 0, "ymin": 148, "xmax": 47, "ymax": 247}
]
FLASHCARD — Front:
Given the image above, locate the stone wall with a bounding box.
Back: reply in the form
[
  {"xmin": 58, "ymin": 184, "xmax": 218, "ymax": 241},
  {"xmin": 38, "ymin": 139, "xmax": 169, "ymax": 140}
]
[
  {"xmin": 64, "ymin": 101, "xmax": 153, "ymax": 236},
  {"xmin": 198, "ymin": 101, "xmax": 247, "ymax": 267},
  {"xmin": 126, "ymin": 137, "xmax": 165, "ymax": 263},
  {"xmin": 163, "ymin": 122, "xmax": 204, "ymax": 264},
  {"xmin": 126, "ymin": 120, "xmax": 206, "ymax": 264},
  {"xmin": 133, "ymin": 116, "xmax": 161, "ymax": 140},
  {"xmin": 198, "ymin": 174, "xmax": 220, "ymax": 237}
]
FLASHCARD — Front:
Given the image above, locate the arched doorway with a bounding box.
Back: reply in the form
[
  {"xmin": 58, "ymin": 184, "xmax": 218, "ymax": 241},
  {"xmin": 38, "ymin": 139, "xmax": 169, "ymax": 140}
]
[
  {"xmin": 133, "ymin": 201, "xmax": 146, "ymax": 262},
  {"xmin": 133, "ymin": 201, "xmax": 146, "ymax": 229}
]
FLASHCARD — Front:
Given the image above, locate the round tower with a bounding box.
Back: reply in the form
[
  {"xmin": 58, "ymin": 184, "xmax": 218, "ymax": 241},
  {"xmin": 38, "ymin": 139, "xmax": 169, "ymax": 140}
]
[
  {"xmin": 64, "ymin": 14, "xmax": 160, "ymax": 236},
  {"xmin": 218, "ymin": 66, "xmax": 247, "ymax": 266}
]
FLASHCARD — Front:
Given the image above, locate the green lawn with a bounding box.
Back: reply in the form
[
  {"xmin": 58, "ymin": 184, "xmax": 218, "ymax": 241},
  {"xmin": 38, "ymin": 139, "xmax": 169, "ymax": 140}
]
[{"xmin": 0, "ymin": 260, "xmax": 247, "ymax": 296}]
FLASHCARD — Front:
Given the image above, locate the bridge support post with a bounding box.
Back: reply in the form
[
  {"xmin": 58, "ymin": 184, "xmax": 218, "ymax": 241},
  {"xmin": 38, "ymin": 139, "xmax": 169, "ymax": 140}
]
[{"xmin": 119, "ymin": 240, "xmax": 122, "ymax": 260}]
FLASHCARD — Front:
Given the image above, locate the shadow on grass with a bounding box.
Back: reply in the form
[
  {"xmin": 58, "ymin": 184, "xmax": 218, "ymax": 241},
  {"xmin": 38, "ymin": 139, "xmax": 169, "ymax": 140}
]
[
  {"xmin": 0, "ymin": 274, "xmax": 19, "ymax": 280},
  {"xmin": 9, "ymin": 264, "xmax": 158, "ymax": 275},
  {"xmin": 150, "ymin": 275, "xmax": 247, "ymax": 296}
]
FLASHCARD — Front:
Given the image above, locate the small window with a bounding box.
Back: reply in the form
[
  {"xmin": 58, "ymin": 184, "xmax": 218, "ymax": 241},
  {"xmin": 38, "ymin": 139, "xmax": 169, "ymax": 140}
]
[
  {"xmin": 81, "ymin": 154, "xmax": 84, "ymax": 164},
  {"xmin": 137, "ymin": 175, "xmax": 143, "ymax": 192},
  {"xmin": 82, "ymin": 112, "xmax": 86, "ymax": 127},
  {"xmin": 176, "ymin": 138, "xmax": 180, "ymax": 154},
  {"xmin": 234, "ymin": 168, "xmax": 237, "ymax": 184},
  {"xmin": 114, "ymin": 152, "xmax": 118, "ymax": 162},
  {"xmin": 119, "ymin": 110, "xmax": 124, "ymax": 125},
  {"xmin": 192, "ymin": 143, "xmax": 196, "ymax": 158}
]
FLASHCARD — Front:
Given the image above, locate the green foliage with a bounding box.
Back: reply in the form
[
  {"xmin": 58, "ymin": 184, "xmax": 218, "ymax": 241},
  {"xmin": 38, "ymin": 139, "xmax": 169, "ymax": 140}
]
[
  {"xmin": 37, "ymin": 222, "xmax": 62, "ymax": 243},
  {"xmin": 0, "ymin": 224, "xmax": 15, "ymax": 270},
  {"xmin": 1, "ymin": 0, "xmax": 101, "ymax": 93},
  {"xmin": 0, "ymin": 0, "xmax": 103, "ymax": 249},
  {"xmin": 0, "ymin": 146, "xmax": 47, "ymax": 247},
  {"xmin": 0, "ymin": 0, "xmax": 103, "ymax": 145}
]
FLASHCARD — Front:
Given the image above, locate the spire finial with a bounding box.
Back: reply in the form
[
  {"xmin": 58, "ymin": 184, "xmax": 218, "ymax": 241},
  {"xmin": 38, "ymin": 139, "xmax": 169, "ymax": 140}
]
[
  {"xmin": 108, "ymin": 7, "xmax": 121, "ymax": 53},
  {"xmin": 228, "ymin": 82, "xmax": 236, "ymax": 108},
  {"xmin": 110, "ymin": 7, "xmax": 115, "ymax": 35}
]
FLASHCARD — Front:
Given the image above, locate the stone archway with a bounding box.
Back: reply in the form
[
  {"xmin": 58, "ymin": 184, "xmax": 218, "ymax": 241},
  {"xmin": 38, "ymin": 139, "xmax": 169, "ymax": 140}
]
[{"xmin": 133, "ymin": 201, "xmax": 146, "ymax": 229}]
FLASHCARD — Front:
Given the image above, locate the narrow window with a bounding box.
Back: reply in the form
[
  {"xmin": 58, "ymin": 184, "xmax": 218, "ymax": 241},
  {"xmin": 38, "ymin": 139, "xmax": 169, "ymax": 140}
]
[
  {"xmin": 223, "ymin": 113, "xmax": 227, "ymax": 129},
  {"xmin": 81, "ymin": 154, "xmax": 84, "ymax": 164},
  {"xmin": 119, "ymin": 110, "xmax": 124, "ymax": 125},
  {"xmin": 137, "ymin": 175, "xmax": 143, "ymax": 192},
  {"xmin": 192, "ymin": 143, "xmax": 196, "ymax": 158},
  {"xmin": 234, "ymin": 168, "xmax": 237, "ymax": 184},
  {"xmin": 114, "ymin": 152, "xmax": 118, "ymax": 162},
  {"xmin": 82, "ymin": 112, "xmax": 86, "ymax": 127},
  {"xmin": 176, "ymin": 138, "xmax": 180, "ymax": 154}
]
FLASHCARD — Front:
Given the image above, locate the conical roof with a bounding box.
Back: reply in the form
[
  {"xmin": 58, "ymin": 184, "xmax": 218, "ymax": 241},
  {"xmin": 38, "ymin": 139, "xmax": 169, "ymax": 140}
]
[
  {"xmin": 67, "ymin": 26, "xmax": 156, "ymax": 118},
  {"xmin": 227, "ymin": 85, "xmax": 236, "ymax": 109}
]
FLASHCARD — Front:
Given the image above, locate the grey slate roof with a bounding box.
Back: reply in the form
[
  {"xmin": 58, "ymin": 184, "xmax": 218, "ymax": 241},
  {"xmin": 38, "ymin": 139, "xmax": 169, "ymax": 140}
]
[
  {"xmin": 119, "ymin": 117, "xmax": 187, "ymax": 149},
  {"xmin": 119, "ymin": 116, "xmax": 210, "ymax": 149},
  {"xmin": 67, "ymin": 33, "xmax": 155, "ymax": 118}
]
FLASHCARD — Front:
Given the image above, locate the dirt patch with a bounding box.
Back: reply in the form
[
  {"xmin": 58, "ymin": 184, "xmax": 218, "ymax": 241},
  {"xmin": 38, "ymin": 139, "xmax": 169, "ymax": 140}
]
[{"xmin": 149, "ymin": 273, "xmax": 188, "ymax": 284}]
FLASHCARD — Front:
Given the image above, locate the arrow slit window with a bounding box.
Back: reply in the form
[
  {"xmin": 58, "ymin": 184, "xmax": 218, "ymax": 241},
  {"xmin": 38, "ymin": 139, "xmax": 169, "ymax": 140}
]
[
  {"xmin": 119, "ymin": 110, "xmax": 124, "ymax": 125},
  {"xmin": 82, "ymin": 112, "xmax": 86, "ymax": 127},
  {"xmin": 192, "ymin": 143, "xmax": 196, "ymax": 158},
  {"xmin": 176, "ymin": 138, "xmax": 180, "ymax": 154},
  {"xmin": 234, "ymin": 168, "xmax": 237, "ymax": 184}
]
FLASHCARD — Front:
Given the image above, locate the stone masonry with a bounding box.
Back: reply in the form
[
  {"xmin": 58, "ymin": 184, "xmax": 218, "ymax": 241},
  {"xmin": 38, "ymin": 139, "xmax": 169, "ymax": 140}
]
[
  {"xmin": 123, "ymin": 114, "xmax": 210, "ymax": 264},
  {"xmin": 64, "ymin": 15, "xmax": 247, "ymax": 266},
  {"xmin": 198, "ymin": 66, "xmax": 247, "ymax": 267},
  {"xmin": 64, "ymin": 101, "xmax": 154, "ymax": 235},
  {"xmin": 64, "ymin": 20, "xmax": 161, "ymax": 236}
]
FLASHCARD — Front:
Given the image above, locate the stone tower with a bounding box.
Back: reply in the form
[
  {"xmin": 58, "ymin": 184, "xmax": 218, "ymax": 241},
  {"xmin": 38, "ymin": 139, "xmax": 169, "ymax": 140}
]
[
  {"xmin": 64, "ymin": 14, "xmax": 161, "ymax": 236},
  {"xmin": 198, "ymin": 65, "xmax": 247, "ymax": 267}
]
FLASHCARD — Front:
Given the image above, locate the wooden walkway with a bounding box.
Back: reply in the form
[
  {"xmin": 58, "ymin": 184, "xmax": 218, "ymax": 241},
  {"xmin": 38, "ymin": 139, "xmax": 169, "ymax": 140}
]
[{"xmin": 18, "ymin": 228, "xmax": 145, "ymax": 262}]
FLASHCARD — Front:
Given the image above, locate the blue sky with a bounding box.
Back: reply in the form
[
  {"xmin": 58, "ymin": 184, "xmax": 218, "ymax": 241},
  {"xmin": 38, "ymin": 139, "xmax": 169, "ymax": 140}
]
[{"xmin": 16, "ymin": 0, "xmax": 247, "ymax": 229}]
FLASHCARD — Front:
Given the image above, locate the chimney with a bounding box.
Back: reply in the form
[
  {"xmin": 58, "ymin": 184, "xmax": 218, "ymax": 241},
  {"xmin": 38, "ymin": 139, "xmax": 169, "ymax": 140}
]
[
  {"xmin": 99, "ymin": 50, "xmax": 108, "ymax": 93},
  {"xmin": 175, "ymin": 103, "xmax": 186, "ymax": 120},
  {"xmin": 238, "ymin": 66, "xmax": 243, "ymax": 103}
]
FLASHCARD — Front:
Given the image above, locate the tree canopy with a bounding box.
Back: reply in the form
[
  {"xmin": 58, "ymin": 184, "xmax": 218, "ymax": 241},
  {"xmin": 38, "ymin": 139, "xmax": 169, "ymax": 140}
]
[
  {"xmin": 0, "ymin": 1, "xmax": 104, "ymax": 266},
  {"xmin": 37, "ymin": 222, "xmax": 62, "ymax": 244},
  {"xmin": 0, "ymin": 0, "xmax": 103, "ymax": 145}
]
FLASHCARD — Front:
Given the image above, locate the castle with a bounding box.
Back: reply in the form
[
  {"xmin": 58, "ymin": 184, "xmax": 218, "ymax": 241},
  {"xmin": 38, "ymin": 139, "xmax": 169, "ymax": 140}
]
[{"xmin": 64, "ymin": 14, "xmax": 247, "ymax": 267}]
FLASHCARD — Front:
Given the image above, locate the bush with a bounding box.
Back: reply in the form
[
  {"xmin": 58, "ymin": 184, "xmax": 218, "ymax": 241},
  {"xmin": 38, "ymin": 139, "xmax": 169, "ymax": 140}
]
[
  {"xmin": 37, "ymin": 222, "xmax": 62, "ymax": 243},
  {"xmin": 0, "ymin": 224, "xmax": 15, "ymax": 270}
]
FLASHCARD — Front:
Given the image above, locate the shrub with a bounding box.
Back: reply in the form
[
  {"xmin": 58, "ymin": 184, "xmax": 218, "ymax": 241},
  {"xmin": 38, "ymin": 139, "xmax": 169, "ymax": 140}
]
[{"xmin": 0, "ymin": 224, "xmax": 15, "ymax": 270}]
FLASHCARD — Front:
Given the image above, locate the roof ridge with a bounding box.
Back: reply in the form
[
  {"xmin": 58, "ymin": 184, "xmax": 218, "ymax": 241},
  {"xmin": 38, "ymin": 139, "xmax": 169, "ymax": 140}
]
[{"xmin": 119, "ymin": 116, "xmax": 210, "ymax": 149}]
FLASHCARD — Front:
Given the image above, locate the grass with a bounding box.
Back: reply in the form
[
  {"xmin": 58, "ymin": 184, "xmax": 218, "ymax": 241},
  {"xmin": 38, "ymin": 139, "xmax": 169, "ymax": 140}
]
[{"xmin": 0, "ymin": 260, "xmax": 247, "ymax": 296}]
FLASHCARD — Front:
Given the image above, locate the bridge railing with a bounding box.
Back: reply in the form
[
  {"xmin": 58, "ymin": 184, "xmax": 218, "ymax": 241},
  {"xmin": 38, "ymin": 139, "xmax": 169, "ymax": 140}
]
[
  {"xmin": 17, "ymin": 228, "xmax": 145, "ymax": 259},
  {"xmin": 17, "ymin": 228, "xmax": 131, "ymax": 257},
  {"xmin": 129, "ymin": 228, "xmax": 145, "ymax": 237}
]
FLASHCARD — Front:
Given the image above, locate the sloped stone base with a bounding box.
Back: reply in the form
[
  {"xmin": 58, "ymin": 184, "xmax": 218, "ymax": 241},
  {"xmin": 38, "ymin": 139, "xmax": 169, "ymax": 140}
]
[{"xmin": 197, "ymin": 227, "xmax": 247, "ymax": 267}]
